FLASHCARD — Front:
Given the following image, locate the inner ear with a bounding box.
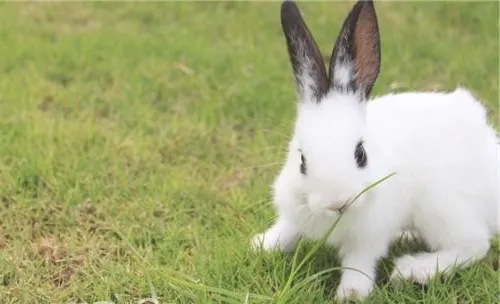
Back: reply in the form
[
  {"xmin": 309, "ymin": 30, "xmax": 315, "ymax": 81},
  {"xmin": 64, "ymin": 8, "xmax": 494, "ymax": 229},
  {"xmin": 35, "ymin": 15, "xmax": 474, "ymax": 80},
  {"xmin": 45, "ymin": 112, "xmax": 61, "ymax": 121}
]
[
  {"xmin": 353, "ymin": 1, "xmax": 380, "ymax": 97},
  {"xmin": 328, "ymin": 0, "xmax": 381, "ymax": 98}
]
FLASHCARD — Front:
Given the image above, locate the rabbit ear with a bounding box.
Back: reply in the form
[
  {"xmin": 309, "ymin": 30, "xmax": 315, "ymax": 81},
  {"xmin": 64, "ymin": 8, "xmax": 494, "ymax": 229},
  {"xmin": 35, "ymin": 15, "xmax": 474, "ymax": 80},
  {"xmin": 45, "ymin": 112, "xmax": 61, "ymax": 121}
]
[
  {"xmin": 328, "ymin": 0, "xmax": 380, "ymax": 99},
  {"xmin": 281, "ymin": 1, "xmax": 329, "ymax": 103}
]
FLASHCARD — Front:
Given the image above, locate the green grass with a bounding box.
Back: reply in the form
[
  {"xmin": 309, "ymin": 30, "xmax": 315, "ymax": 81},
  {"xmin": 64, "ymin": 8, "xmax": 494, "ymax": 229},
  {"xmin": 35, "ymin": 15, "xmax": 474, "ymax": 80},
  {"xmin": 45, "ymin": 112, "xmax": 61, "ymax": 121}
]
[{"xmin": 0, "ymin": 1, "xmax": 498, "ymax": 303}]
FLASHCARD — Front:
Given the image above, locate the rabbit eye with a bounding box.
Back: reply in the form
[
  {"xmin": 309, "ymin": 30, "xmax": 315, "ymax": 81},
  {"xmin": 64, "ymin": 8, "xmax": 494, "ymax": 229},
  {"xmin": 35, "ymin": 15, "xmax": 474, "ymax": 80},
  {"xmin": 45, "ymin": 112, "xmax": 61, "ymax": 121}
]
[
  {"xmin": 354, "ymin": 141, "xmax": 367, "ymax": 168},
  {"xmin": 300, "ymin": 153, "xmax": 307, "ymax": 175}
]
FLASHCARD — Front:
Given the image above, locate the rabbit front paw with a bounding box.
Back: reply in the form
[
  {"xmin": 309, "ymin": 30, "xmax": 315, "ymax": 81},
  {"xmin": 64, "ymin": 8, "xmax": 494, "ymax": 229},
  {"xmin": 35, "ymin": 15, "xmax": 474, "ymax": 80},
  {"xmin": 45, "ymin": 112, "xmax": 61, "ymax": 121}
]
[
  {"xmin": 336, "ymin": 276, "xmax": 373, "ymax": 302},
  {"xmin": 251, "ymin": 220, "xmax": 298, "ymax": 253}
]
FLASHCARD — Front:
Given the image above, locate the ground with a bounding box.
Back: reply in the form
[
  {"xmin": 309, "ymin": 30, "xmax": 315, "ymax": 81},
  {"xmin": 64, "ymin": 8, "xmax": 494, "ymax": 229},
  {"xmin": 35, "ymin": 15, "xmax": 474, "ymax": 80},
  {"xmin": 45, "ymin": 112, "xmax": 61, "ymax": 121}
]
[{"xmin": 0, "ymin": 2, "xmax": 498, "ymax": 304}]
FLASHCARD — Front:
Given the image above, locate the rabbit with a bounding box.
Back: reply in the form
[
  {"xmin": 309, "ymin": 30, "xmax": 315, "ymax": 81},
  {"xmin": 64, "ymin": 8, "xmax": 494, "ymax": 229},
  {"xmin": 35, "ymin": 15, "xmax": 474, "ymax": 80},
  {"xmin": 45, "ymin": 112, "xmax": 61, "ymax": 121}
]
[{"xmin": 251, "ymin": 0, "xmax": 500, "ymax": 301}]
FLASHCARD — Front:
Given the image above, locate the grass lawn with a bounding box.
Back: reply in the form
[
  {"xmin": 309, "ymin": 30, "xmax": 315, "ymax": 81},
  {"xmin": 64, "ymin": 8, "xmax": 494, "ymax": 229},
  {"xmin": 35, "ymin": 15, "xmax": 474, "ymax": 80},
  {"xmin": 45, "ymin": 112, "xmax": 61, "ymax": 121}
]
[{"xmin": 0, "ymin": 1, "xmax": 498, "ymax": 303}]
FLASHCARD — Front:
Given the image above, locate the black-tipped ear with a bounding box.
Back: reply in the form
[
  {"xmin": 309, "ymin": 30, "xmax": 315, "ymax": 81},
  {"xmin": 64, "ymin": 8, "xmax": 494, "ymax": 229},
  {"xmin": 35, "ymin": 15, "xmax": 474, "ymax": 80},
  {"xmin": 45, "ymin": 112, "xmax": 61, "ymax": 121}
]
[
  {"xmin": 281, "ymin": 1, "xmax": 329, "ymax": 103},
  {"xmin": 328, "ymin": 0, "xmax": 380, "ymax": 99}
]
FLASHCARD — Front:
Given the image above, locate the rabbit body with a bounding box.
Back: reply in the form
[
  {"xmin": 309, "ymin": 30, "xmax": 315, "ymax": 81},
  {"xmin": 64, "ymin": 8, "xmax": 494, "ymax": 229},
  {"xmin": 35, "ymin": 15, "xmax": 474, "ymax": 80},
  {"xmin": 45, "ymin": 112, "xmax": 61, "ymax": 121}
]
[
  {"xmin": 254, "ymin": 87, "xmax": 499, "ymax": 300},
  {"xmin": 252, "ymin": 1, "xmax": 499, "ymax": 301}
]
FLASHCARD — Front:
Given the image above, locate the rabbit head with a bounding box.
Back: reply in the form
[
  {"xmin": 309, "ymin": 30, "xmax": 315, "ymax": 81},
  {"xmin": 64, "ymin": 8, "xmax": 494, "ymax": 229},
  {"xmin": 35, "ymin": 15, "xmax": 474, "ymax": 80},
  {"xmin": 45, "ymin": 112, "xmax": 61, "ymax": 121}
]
[{"xmin": 280, "ymin": 0, "xmax": 382, "ymax": 213}]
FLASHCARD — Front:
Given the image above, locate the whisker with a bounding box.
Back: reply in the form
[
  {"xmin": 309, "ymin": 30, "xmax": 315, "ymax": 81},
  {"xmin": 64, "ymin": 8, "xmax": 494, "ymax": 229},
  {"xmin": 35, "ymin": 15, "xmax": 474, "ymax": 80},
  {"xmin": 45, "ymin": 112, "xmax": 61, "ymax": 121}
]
[
  {"xmin": 246, "ymin": 147, "xmax": 289, "ymax": 157},
  {"xmin": 257, "ymin": 128, "xmax": 293, "ymax": 140},
  {"xmin": 239, "ymin": 162, "xmax": 285, "ymax": 170},
  {"xmin": 252, "ymin": 146, "xmax": 286, "ymax": 152}
]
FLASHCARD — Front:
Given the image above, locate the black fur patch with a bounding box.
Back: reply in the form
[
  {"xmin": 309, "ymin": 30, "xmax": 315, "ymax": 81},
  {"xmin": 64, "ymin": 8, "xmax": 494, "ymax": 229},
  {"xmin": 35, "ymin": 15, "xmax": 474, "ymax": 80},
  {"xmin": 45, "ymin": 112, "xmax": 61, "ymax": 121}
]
[{"xmin": 281, "ymin": 1, "xmax": 329, "ymax": 102}]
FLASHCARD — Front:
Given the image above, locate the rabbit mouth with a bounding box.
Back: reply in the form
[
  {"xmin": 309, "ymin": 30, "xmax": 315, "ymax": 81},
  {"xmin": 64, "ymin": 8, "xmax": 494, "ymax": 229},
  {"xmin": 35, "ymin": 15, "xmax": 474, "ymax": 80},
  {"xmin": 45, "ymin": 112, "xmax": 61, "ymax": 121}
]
[{"xmin": 326, "ymin": 202, "xmax": 348, "ymax": 214}]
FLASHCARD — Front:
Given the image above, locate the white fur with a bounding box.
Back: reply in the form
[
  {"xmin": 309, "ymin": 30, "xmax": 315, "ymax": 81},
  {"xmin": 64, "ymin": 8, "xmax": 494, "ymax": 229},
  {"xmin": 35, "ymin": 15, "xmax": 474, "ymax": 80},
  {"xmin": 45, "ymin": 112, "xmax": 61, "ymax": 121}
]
[
  {"xmin": 332, "ymin": 61, "xmax": 354, "ymax": 88},
  {"xmin": 252, "ymin": 87, "xmax": 499, "ymax": 300}
]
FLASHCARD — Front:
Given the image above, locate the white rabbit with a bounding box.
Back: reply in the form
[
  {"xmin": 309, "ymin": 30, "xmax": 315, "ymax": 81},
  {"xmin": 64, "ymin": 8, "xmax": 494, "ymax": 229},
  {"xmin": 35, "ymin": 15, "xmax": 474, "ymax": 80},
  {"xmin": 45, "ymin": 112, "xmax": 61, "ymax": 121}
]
[{"xmin": 252, "ymin": 0, "xmax": 499, "ymax": 301}]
